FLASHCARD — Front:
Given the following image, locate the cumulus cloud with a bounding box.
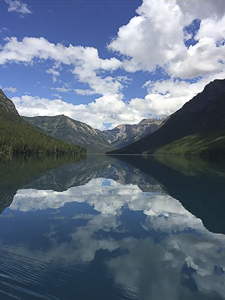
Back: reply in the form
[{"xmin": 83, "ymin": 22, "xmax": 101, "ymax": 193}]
[
  {"xmin": 2, "ymin": 0, "xmax": 225, "ymax": 124},
  {"xmin": 0, "ymin": 37, "xmax": 122, "ymax": 96},
  {"xmin": 169, "ymin": 37, "xmax": 225, "ymax": 78},
  {"xmin": 108, "ymin": 0, "xmax": 186, "ymax": 73},
  {"xmin": 13, "ymin": 73, "xmax": 223, "ymax": 129},
  {"xmin": 12, "ymin": 74, "xmax": 225, "ymax": 130},
  {"xmin": 5, "ymin": 0, "xmax": 32, "ymax": 16},
  {"xmin": 109, "ymin": 0, "xmax": 225, "ymax": 79},
  {"xmin": 134, "ymin": 68, "xmax": 225, "ymax": 118},
  {"xmin": 129, "ymin": 78, "xmax": 207, "ymax": 117},
  {"xmin": 12, "ymin": 94, "xmax": 147, "ymax": 130}
]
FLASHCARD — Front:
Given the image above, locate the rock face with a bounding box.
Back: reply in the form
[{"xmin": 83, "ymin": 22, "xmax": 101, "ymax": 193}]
[
  {"xmin": 99, "ymin": 118, "xmax": 162, "ymax": 148},
  {"xmin": 109, "ymin": 79, "xmax": 225, "ymax": 155},
  {"xmin": 24, "ymin": 115, "xmax": 114, "ymax": 153}
]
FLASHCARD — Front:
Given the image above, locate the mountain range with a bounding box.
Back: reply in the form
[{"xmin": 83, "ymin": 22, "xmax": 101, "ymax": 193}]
[
  {"xmin": 24, "ymin": 115, "xmax": 113, "ymax": 153},
  {"xmin": 1, "ymin": 78, "xmax": 225, "ymax": 156},
  {"xmin": 98, "ymin": 118, "xmax": 162, "ymax": 148},
  {"xmin": 0, "ymin": 89, "xmax": 86, "ymax": 155},
  {"xmin": 24, "ymin": 115, "xmax": 162, "ymax": 153},
  {"xmin": 0, "ymin": 88, "xmax": 164, "ymax": 154},
  {"xmin": 109, "ymin": 79, "xmax": 225, "ymax": 156}
]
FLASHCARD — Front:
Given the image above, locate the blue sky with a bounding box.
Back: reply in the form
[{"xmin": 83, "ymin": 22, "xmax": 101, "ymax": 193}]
[{"xmin": 1, "ymin": 0, "xmax": 225, "ymax": 129}]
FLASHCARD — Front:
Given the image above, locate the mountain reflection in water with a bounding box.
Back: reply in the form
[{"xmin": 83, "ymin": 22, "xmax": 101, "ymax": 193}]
[{"xmin": 0, "ymin": 155, "xmax": 224, "ymax": 300}]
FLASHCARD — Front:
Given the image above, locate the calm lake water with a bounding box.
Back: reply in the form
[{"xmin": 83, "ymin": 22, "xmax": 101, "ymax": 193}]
[{"xmin": 0, "ymin": 155, "xmax": 225, "ymax": 300}]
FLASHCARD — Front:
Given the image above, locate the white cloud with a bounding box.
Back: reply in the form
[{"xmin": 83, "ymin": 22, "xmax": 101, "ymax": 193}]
[
  {"xmin": 46, "ymin": 68, "xmax": 60, "ymax": 83},
  {"xmin": 105, "ymin": 0, "xmax": 225, "ymax": 118},
  {"xmin": 177, "ymin": 0, "xmax": 225, "ymax": 20},
  {"xmin": 75, "ymin": 89, "xmax": 97, "ymax": 96},
  {"xmin": 0, "ymin": 37, "xmax": 122, "ymax": 96},
  {"xmin": 2, "ymin": 1, "xmax": 225, "ymax": 124},
  {"xmin": 13, "ymin": 73, "xmax": 224, "ymax": 129},
  {"xmin": 108, "ymin": 0, "xmax": 225, "ymax": 79},
  {"xmin": 52, "ymin": 87, "xmax": 97, "ymax": 96},
  {"xmin": 169, "ymin": 37, "xmax": 225, "ymax": 78},
  {"xmin": 3, "ymin": 86, "xmax": 17, "ymax": 93},
  {"xmin": 53, "ymin": 87, "xmax": 70, "ymax": 93},
  {"xmin": 130, "ymin": 72, "xmax": 225, "ymax": 117},
  {"xmin": 130, "ymin": 79, "xmax": 206, "ymax": 117},
  {"xmin": 108, "ymin": 0, "xmax": 187, "ymax": 73},
  {"xmin": 5, "ymin": 0, "xmax": 32, "ymax": 16},
  {"xmin": 52, "ymin": 94, "xmax": 62, "ymax": 99},
  {"xmin": 12, "ymin": 93, "xmax": 147, "ymax": 130}
]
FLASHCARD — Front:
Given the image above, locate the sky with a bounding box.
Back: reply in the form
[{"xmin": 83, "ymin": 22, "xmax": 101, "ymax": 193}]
[{"xmin": 0, "ymin": 0, "xmax": 225, "ymax": 130}]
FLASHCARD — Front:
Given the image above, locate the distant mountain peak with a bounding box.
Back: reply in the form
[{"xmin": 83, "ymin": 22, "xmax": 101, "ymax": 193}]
[{"xmin": 99, "ymin": 118, "xmax": 162, "ymax": 148}]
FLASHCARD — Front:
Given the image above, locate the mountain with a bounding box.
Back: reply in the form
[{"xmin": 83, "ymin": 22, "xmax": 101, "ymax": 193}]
[
  {"xmin": 0, "ymin": 90, "xmax": 86, "ymax": 155},
  {"xmin": 0, "ymin": 89, "xmax": 20, "ymax": 119},
  {"xmin": 98, "ymin": 118, "xmax": 162, "ymax": 148},
  {"xmin": 109, "ymin": 79, "xmax": 225, "ymax": 155},
  {"xmin": 24, "ymin": 115, "xmax": 114, "ymax": 153}
]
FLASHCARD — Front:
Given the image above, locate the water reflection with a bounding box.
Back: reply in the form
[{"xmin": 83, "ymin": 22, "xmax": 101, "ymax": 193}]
[
  {"xmin": 0, "ymin": 155, "xmax": 225, "ymax": 299},
  {"xmin": 120, "ymin": 155, "xmax": 225, "ymax": 234}
]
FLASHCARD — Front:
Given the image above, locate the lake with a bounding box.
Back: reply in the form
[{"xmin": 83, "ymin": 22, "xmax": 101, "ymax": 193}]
[{"xmin": 0, "ymin": 154, "xmax": 225, "ymax": 300}]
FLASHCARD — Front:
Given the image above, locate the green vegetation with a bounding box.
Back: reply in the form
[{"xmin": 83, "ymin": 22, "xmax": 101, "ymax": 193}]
[
  {"xmin": 0, "ymin": 89, "xmax": 87, "ymax": 155},
  {"xmin": 0, "ymin": 115, "xmax": 87, "ymax": 155},
  {"xmin": 24, "ymin": 115, "xmax": 114, "ymax": 153},
  {"xmin": 155, "ymin": 131, "xmax": 225, "ymax": 156}
]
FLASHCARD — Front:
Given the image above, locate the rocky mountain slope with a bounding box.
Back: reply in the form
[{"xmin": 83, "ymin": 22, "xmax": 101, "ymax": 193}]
[
  {"xmin": 24, "ymin": 115, "xmax": 113, "ymax": 153},
  {"xmin": 0, "ymin": 89, "xmax": 20, "ymax": 119},
  {"xmin": 99, "ymin": 118, "xmax": 162, "ymax": 148},
  {"xmin": 0, "ymin": 90, "xmax": 86, "ymax": 155},
  {"xmin": 109, "ymin": 79, "xmax": 225, "ymax": 155}
]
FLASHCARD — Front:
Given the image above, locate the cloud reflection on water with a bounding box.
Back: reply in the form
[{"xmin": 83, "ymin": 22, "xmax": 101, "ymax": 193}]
[{"xmin": 4, "ymin": 177, "xmax": 225, "ymax": 299}]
